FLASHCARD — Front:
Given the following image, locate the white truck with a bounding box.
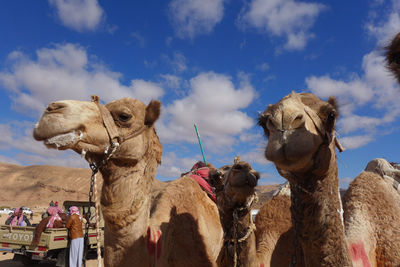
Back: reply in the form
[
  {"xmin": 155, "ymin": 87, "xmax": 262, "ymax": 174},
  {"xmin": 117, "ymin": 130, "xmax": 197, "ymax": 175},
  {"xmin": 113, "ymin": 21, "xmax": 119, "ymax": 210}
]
[{"xmin": 0, "ymin": 201, "xmax": 104, "ymax": 266}]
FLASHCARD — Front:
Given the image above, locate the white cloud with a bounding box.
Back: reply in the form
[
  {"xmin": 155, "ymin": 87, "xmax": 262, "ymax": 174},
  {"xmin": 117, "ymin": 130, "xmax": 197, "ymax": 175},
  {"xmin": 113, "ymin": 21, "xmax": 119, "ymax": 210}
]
[
  {"xmin": 306, "ymin": 75, "xmax": 373, "ymax": 108},
  {"xmin": 257, "ymin": 62, "xmax": 270, "ymax": 71},
  {"xmin": 168, "ymin": 0, "xmax": 225, "ymax": 39},
  {"xmin": 366, "ymin": 2, "xmax": 400, "ymax": 46},
  {"xmin": 156, "ymin": 152, "xmax": 198, "ymax": 179},
  {"xmin": 157, "ymin": 72, "xmax": 256, "ymax": 150},
  {"xmin": 0, "ymin": 43, "xmax": 165, "ymax": 116},
  {"xmin": 130, "ymin": 80, "xmax": 165, "ymax": 104},
  {"xmin": 48, "ymin": 0, "xmax": 105, "ymax": 32},
  {"xmin": 306, "ymin": 50, "xmax": 400, "ymax": 140},
  {"xmin": 237, "ymin": 0, "xmax": 325, "ymax": 50},
  {"xmin": 131, "ymin": 32, "xmax": 145, "ymax": 47},
  {"xmin": 305, "ymin": 0, "xmax": 400, "ymax": 151},
  {"xmin": 164, "ymin": 52, "xmax": 188, "ymax": 73},
  {"xmin": 240, "ymin": 147, "xmax": 270, "ymax": 165},
  {"xmin": 340, "ymin": 135, "xmax": 374, "ymax": 150},
  {"xmin": 159, "ymin": 74, "xmax": 182, "ymax": 89}
]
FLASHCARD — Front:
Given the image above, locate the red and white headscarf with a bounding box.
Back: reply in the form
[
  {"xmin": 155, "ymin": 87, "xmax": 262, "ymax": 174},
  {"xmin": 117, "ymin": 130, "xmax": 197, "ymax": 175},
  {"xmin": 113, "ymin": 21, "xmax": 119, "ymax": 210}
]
[
  {"xmin": 69, "ymin": 206, "xmax": 82, "ymax": 220},
  {"xmin": 8, "ymin": 207, "xmax": 24, "ymax": 226},
  {"xmin": 46, "ymin": 206, "xmax": 62, "ymax": 228}
]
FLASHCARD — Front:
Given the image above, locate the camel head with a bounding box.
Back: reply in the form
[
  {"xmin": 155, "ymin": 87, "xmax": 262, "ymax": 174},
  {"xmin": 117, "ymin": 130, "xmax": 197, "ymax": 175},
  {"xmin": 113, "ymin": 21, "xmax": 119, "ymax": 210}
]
[
  {"xmin": 258, "ymin": 92, "xmax": 339, "ymax": 178},
  {"xmin": 33, "ymin": 97, "xmax": 162, "ymax": 165},
  {"xmin": 210, "ymin": 158, "xmax": 260, "ymax": 207},
  {"xmin": 386, "ymin": 32, "xmax": 400, "ymax": 85}
]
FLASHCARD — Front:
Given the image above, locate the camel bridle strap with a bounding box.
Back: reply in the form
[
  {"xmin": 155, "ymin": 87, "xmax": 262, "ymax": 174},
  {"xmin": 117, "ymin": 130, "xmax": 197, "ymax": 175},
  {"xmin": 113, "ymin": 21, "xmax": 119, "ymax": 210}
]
[{"xmin": 91, "ymin": 95, "xmax": 148, "ymax": 146}]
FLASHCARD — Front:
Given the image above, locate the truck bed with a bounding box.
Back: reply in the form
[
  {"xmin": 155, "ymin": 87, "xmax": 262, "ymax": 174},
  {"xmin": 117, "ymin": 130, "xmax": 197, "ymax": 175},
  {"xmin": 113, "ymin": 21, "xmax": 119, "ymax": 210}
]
[{"xmin": 0, "ymin": 225, "xmax": 103, "ymax": 255}]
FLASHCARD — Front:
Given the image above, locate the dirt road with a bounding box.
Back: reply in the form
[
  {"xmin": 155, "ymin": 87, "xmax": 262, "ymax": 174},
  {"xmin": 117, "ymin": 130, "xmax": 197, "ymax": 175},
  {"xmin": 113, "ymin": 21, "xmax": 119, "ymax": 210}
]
[{"xmin": 0, "ymin": 253, "xmax": 102, "ymax": 267}]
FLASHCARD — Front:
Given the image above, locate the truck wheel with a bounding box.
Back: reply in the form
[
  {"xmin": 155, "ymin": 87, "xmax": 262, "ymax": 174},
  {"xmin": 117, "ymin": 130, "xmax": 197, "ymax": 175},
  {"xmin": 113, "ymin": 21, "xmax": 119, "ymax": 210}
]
[
  {"xmin": 13, "ymin": 254, "xmax": 39, "ymax": 266},
  {"xmin": 56, "ymin": 248, "xmax": 69, "ymax": 267}
]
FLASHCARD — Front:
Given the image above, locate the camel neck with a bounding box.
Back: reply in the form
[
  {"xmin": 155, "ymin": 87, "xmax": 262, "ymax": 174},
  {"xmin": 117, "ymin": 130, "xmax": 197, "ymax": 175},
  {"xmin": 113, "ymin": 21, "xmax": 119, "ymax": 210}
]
[
  {"xmin": 289, "ymin": 149, "xmax": 352, "ymax": 266},
  {"xmin": 99, "ymin": 151, "xmax": 158, "ymax": 234},
  {"xmin": 218, "ymin": 197, "xmax": 257, "ymax": 267}
]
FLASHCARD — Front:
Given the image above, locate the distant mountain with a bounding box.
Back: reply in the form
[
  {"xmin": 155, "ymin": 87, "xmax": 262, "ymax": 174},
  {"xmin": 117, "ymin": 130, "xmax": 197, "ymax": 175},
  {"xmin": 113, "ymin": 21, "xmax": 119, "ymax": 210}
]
[
  {"xmin": 0, "ymin": 162, "xmax": 281, "ymax": 209},
  {"xmin": 0, "ymin": 162, "xmax": 94, "ymax": 208}
]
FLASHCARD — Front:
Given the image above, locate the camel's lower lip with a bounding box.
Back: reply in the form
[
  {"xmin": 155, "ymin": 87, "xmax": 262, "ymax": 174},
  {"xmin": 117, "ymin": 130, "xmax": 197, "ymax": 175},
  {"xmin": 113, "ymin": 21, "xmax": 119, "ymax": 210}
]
[{"xmin": 44, "ymin": 131, "xmax": 82, "ymax": 148}]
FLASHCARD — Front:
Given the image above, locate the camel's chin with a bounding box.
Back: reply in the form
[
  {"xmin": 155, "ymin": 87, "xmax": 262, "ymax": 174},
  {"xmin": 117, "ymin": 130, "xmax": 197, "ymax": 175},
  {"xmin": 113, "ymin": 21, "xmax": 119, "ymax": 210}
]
[{"xmin": 269, "ymin": 153, "xmax": 314, "ymax": 173}]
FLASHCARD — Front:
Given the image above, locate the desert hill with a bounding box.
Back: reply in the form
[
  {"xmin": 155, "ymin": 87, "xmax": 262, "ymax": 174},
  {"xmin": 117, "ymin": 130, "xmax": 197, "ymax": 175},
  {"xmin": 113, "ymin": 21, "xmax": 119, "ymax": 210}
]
[
  {"xmin": 0, "ymin": 162, "xmax": 95, "ymax": 208},
  {"xmin": 0, "ymin": 162, "xmax": 280, "ymax": 210}
]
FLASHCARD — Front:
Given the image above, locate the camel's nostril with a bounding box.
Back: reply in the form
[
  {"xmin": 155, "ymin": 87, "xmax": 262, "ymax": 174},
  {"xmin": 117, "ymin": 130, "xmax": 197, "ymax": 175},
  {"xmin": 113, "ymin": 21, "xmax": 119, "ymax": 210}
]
[{"xmin": 47, "ymin": 102, "xmax": 66, "ymax": 112}]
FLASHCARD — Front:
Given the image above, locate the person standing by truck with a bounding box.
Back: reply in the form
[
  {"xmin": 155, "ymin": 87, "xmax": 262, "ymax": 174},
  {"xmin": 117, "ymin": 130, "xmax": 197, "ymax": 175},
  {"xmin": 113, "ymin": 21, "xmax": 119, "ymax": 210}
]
[
  {"xmin": 5, "ymin": 207, "xmax": 31, "ymax": 226},
  {"xmin": 66, "ymin": 206, "xmax": 84, "ymax": 267}
]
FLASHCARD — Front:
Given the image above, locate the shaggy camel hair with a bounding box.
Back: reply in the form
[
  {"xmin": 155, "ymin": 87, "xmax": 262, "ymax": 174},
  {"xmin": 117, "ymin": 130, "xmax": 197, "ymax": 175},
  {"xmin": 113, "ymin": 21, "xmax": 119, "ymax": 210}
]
[
  {"xmin": 258, "ymin": 92, "xmax": 400, "ymax": 266},
  {"xmin": 209, "ymin": 159, "xmax": 304, "ymax": 267},
  {"xmin": 386, "ymin": 32, "xmax": 400, "ymax": 84},
  {"xmin": 33, "ymin": 98, "xmax": 223, "ymax": 267}
]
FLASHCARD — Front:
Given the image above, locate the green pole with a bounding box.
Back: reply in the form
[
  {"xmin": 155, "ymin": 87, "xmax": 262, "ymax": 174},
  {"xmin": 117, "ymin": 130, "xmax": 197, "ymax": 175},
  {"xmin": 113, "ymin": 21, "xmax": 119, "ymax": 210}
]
[{"xmin": 194, "ymin": 124, "xmax": 207, "ymax": 165}]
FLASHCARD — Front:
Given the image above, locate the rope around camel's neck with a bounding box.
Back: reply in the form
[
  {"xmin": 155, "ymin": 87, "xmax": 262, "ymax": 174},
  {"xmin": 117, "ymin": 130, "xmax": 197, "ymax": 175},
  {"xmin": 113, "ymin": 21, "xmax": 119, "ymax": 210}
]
[{"xmin": 219, "ymin": 193, "xmax": 257, "ymax": 267}]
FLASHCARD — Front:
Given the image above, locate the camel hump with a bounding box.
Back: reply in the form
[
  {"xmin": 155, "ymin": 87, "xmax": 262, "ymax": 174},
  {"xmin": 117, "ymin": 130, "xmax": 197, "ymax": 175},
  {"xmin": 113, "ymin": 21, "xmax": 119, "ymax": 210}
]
[
  {"xmin": 365, "ymin": 158, "xmax": 400, "ymax": 178},
  {"xmin": 365, "ymin": 158, "xmax": 400, "ymax": 193}
]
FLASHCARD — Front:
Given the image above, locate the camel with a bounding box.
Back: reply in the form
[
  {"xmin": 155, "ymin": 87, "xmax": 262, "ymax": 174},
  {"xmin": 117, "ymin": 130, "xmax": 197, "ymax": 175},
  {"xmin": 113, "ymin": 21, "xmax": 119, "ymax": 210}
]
[
  {"xmin": 209, "ymin": 159, "xmax": 260, "ymax": 267},
  {"xmin": 258, "ymin": 92, "xmax": 400, "ymax": 266},
  {"xmin": 33, "ymin": 96, "xmax": 223, "ymax": 267},
  {"xmin": 386, "ymin": 32, "xmax": 400, "ymax": 84},
  {"xmin": 209, "ymin": 158, "xmax": 303, "ymax": 267}
]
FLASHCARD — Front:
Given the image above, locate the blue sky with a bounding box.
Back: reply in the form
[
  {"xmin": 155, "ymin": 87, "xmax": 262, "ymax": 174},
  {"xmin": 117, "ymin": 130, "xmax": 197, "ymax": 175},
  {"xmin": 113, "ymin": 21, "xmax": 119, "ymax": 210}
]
[{"xmin": 0, "ymin": 0, "xmax": 399, "ymax": 188}]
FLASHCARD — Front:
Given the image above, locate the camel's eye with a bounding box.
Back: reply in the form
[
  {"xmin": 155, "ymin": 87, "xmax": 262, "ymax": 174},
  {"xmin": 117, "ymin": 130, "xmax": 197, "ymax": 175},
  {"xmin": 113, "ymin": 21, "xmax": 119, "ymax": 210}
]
[
  {"xmin": 118, "ymin": 113, "xmax": 132, "ymax": 122},
  {"xmin": 327, "ymin": 112, "xmax": 335, "ymax": 123}
]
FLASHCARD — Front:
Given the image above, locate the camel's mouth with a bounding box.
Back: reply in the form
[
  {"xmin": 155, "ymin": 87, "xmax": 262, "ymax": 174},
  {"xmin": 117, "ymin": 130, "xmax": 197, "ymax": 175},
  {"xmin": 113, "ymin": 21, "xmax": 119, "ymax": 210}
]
[
  {"xmin": 228, "ymin": 168, "xmax": 260, "ymax": 189},
  {"xmin": 43, "ymin": 131, "xmax": 82, "ymax": 150}
]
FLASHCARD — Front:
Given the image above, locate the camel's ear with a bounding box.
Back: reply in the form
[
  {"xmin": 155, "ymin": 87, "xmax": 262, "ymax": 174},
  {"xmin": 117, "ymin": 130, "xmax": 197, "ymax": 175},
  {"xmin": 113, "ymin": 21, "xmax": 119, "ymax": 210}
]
[
  {"xmin": 328, "ymin": 96, "xmax": 338, "ymax": 113},
  {"xmin": 209, "ymin": 169, "xmax": 224, "ymax": 193},
  {"xmin": 258, "ymin": 112, "xmax": 270, "ymax": 137},
  {"xmin": 145, "ymin": 100, "xmax": 161, "ymax": 126}
]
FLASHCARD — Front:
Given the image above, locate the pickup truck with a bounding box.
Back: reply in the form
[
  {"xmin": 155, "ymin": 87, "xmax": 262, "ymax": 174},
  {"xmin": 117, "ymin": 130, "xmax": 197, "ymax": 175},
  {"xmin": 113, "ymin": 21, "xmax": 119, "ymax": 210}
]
[{"xmin": 0, "ymin": 201, "xmax": 104, "ymax": 266}]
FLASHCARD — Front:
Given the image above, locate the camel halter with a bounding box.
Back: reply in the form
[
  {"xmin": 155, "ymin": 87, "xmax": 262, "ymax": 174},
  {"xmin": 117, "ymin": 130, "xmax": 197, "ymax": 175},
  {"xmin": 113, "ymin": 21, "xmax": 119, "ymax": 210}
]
[
  {"xmin": 91, "ymin": 95, "xmax": 149, "ymax": 155},
  {"xmin": 222, "ymin": 193, "xmax": 257, "ymax": 267}
]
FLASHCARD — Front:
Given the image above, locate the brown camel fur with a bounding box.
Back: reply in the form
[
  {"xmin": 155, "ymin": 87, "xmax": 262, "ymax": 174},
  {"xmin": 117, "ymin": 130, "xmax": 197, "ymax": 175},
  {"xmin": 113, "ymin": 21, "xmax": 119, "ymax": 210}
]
[
  {"xmin": 210, "ymin": 160, "xmax": 303, "ymax": 267},
  {"xmin": 209, "ymin": 160, "xmax": 260, "ymax": 267},
  {"xmin": 386, "ymin": 32, "xmax": 400, "ymax": 84},
  {"xmin": 258, "ymin": 92, "xmax": 400, "ymax": 266},
  {"xmin": 33, "ymin": 97, "xmax": 223, "ymax": 267}
]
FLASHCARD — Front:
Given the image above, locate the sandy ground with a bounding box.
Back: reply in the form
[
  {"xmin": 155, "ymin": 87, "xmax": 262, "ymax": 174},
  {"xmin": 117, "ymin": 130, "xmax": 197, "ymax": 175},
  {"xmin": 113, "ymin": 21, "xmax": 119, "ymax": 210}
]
[{"xmin": 0, "ymin": 253, "xmax": 102, "ymax": 267}]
